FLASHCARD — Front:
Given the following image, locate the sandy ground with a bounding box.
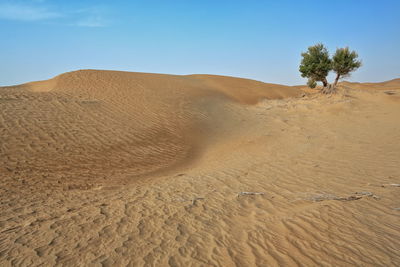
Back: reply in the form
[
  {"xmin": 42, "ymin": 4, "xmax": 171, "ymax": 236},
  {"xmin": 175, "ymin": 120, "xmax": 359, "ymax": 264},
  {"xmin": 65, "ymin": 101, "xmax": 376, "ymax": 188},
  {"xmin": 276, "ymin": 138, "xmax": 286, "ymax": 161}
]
[{"xmin": 0, "ymin": 70, "xmax": 399, "ymax": 266}]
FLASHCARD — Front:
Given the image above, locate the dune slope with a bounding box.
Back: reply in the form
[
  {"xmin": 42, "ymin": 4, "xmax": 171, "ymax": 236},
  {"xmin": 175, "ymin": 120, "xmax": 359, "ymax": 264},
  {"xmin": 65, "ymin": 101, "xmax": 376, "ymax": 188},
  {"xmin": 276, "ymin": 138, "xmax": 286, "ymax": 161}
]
[
  {"xmin": 1, "ymin": 71, "xmax": 400, "ymax": 266},
  {"xmin": 1, "ymin": 70, "xmax": 300, "ymax": 187}
]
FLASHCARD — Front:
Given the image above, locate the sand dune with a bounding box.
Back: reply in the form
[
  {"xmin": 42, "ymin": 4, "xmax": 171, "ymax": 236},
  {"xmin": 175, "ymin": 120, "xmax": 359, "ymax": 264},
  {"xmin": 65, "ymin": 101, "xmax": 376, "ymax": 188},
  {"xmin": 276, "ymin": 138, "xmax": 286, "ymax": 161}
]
[
  {"xmin": 1, "ymin": 70, "xmax": 400, "ymax": 266},
  {"xmin": 1, "ymin": 70, "xmax": 301, "ymax": 186},
  {"xmin": 341, "ymin": 78, "xmax": 400, "ymax": 91}
]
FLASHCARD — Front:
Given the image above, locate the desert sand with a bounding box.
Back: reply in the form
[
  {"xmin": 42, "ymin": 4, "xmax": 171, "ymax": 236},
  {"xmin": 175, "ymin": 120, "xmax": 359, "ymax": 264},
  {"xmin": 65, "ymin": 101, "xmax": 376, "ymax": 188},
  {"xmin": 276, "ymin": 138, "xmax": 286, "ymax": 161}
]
[{"xmin": 1, "ymin": 70, "xmax": 399, "ymax": 266}]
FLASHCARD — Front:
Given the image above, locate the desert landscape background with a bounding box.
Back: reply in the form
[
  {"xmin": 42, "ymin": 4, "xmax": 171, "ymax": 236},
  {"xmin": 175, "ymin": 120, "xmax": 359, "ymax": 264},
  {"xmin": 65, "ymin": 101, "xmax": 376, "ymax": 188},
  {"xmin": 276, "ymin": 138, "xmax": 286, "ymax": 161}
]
[{"xmin": 1, "ymin": 70, "xmax": 399, "ymax": 266}]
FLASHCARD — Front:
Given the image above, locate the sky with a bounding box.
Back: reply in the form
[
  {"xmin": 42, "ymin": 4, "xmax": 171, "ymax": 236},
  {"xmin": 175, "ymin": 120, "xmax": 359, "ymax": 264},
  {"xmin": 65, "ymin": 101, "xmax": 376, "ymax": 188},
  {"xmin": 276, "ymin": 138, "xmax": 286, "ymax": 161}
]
[{"xmin": 1, "ymin": 0, "xmax": 399, "ymax": 86}]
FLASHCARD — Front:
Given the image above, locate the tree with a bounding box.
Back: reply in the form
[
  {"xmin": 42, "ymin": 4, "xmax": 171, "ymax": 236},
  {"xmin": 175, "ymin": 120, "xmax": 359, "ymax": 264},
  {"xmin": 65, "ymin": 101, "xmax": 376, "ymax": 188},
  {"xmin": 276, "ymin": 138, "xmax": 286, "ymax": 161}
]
[
  {"xmin": 299, "ymin": 44, "xmax": 362, "ymax": 93},
  {"xmin": 332, "ymin": 47, "xmax": 362, "ymax": 86},
  {"xmin": 299, "ymin": 44, "xmax": 332, "ymax": 87}
]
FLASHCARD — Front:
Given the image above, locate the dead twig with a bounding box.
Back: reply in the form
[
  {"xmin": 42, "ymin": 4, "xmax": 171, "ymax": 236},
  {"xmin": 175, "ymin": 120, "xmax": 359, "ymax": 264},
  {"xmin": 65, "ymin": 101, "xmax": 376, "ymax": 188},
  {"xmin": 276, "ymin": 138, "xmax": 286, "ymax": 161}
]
[
  {"xmin": 355, "ymin": 191, "xmax": 380, "ymax": 200},
  {"xmin": 334, "ymin": 195, "xmax": 362, "ymax": 201},
  {"xmin": 309, "ymin": 191, "xmax": 380, "ymax": 202},
  {"xmin": 191, "ymin": 197, "xmax": 204, "ymax": 206},
  {"xmin": 237, "ymin": 192, "xmax": 265, "ymax": 197},
  {"xmin": 382, "ymin": 184, "xmax": 400, "ymax": 187}
]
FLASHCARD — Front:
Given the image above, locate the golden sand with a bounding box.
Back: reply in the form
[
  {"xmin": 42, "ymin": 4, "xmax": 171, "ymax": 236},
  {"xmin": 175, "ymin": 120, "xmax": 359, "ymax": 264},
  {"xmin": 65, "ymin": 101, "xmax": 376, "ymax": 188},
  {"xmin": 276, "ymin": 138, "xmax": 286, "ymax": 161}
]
[{"xmin": 1, "ymin": 70, "xmax": 399, "ymax": 266}]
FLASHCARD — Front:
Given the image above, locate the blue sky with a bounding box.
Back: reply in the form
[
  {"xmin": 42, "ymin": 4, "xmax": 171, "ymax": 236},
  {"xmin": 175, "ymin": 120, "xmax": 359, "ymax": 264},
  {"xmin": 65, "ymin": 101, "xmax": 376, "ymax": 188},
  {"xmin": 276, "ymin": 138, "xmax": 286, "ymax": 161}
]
[{"xmin": 1, "ymin": 0, "xmax": 399, "ymax": 86}]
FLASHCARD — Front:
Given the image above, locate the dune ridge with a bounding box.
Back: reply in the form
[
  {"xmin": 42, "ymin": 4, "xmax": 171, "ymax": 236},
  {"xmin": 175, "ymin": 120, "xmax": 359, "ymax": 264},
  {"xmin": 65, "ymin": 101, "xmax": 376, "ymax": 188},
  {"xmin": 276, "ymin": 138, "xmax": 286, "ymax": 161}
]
[{"xmin": 1, "ymin": 70, "xmax": 400, "ymax": 266}]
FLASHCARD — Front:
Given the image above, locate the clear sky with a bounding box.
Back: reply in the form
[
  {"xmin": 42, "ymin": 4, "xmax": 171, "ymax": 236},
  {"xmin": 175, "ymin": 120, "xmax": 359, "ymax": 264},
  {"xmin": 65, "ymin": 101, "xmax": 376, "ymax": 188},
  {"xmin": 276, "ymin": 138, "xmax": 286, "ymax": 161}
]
[{"xmin": 1, "ymin": 0, "xmax": 399, "ymax": 86}]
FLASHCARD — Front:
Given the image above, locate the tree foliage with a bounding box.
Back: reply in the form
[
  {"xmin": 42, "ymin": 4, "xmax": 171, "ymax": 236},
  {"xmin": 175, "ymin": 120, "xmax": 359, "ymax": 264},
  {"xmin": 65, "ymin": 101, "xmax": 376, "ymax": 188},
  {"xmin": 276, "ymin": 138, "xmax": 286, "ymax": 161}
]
[
  {"xmin": 332, "ymin": 47, "xmax": 362, "ymax": 86},
  {"xmin": 299, "ymin": 44, "xmax": 332, "ymax": 87}
]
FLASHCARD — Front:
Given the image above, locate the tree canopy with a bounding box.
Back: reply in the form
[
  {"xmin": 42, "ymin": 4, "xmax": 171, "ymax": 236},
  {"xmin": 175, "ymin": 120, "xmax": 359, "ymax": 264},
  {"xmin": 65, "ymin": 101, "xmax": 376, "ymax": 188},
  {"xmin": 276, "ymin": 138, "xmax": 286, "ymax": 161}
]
[
  {"xmin": 299, "ymin": 44, "xmax": 332, "ymax": 87},
  {"xmin": 332, "ymin": 47, "xmax": 362, "ymax": 86}
]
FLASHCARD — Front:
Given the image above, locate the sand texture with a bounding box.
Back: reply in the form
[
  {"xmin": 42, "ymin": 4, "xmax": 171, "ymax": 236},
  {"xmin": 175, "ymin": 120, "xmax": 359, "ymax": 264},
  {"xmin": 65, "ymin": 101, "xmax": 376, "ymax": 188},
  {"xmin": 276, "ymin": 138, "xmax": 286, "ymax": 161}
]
[{"xmin": 1, "ymin": 70, "xmax": 399, "ymax": 266}]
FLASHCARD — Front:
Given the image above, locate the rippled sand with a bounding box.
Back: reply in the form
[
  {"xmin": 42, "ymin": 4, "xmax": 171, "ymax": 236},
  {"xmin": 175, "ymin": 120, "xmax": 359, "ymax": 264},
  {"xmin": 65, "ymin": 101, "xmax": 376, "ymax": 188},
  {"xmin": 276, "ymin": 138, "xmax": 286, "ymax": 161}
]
[{"xmin": 1, "ymin": 70, "xmax": 399, "ymax": 266}]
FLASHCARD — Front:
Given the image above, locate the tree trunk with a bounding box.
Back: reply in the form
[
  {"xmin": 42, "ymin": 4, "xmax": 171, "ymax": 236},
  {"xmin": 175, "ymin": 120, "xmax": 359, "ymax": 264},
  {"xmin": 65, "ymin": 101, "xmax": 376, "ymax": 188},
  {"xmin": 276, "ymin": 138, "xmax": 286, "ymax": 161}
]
[
  {"xmin": 321, "ymin": 84, "xmax": 337, "ymax": 94},
  {"xmin": 322, "ymin": 78, "xmax": 328, "ymax": 88},
  {"xmin": 334, "ymin": 73, "xmax": 340, "ymax": 86}
]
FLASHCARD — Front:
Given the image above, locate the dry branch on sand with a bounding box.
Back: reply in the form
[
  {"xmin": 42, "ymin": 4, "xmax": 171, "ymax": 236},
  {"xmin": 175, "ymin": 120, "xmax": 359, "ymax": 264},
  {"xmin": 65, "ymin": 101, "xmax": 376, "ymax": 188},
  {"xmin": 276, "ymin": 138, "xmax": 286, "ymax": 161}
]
[
  {"xmin": 308, "ymin": 191, "xmax": 380, "ymax": 202},
  {"xmin": 237, "ymin": 192, "xmax": 265, "ymax": 197},
  {"xmin": 191, "ymin": 197, "xmax": 205, "ymax": 206},
  {"xmin": 382, "ymin": 183, "xmax": 400, "ymax": 187}
]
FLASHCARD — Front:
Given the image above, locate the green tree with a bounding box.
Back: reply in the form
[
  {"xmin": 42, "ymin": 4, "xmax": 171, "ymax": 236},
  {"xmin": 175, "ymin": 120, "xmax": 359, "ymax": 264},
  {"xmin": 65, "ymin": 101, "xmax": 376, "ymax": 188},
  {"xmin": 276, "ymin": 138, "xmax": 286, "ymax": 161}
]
[
  {"xmin": 332, "ymin": 47, "xmax": 362, "ymax": 86},
  {"xmin": 299, "ymin": 44, "xmax": 332, "ymax": 88}
]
